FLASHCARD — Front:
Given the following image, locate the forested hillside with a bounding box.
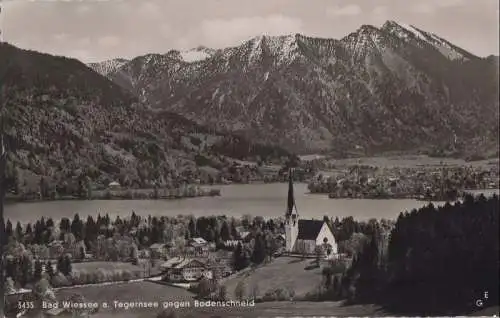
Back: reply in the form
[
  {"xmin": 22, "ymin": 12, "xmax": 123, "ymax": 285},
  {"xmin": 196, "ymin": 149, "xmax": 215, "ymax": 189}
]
[
  {"xmin": 318, "ymin": 194, "xmax": 499, "ymax": 315},
  {"xmin": 0, "ymin": 43, "xmax": 291, "ymax": 197}
]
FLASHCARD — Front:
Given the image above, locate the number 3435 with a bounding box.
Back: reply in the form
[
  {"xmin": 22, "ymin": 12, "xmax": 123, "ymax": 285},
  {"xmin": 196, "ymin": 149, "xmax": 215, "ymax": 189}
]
[{"xmin": 18, "ymin": 302, "xmax": 35, "ymax": 309}]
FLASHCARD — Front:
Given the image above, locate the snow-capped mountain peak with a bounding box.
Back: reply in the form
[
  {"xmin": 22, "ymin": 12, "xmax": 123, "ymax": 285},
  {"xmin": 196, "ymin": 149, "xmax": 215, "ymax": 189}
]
[
  {"xmin": 381, "ymin": 20, "xmax": 475, "ymax": 60},
  {"xmin": 88, "ymin": 58, "xmax": 129, "ymax": 76},
  {"xmin": 89, "ymin": 21, "xmax": 497, "ymax": 155},
  {"xmin": 243, "ymin": 34, "xmax": 302, "ymax": 65},
  {"xmin": 382, "ymin": 20, "xmax": 428, "ymax": 41},
  {"xmin": 341, "ymin": 24, "xmax": 385, "ymax": 57}
]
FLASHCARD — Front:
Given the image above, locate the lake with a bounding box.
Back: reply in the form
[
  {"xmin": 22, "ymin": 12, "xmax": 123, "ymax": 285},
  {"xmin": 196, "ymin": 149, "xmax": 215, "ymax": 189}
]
[{"xmin": 4, "ymin": 183, "xmax": 499, "ymax": 224}]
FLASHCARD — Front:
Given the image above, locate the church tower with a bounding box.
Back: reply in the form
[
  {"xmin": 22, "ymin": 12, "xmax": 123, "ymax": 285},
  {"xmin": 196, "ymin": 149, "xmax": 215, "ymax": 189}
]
[{"xmin": 285, "ymin": 169, "xmax": 299, "ymax": 252}]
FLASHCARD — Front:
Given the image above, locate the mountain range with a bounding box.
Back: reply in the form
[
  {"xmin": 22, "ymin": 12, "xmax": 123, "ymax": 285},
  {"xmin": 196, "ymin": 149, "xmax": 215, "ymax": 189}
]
[
  {"xmin": 0, "ymin": 43, "xmax": 291, "ymax": 193},
  {"xmin": 1, "ymin": 21, "xmax": 498, "ymax": 192},
  {"xmin": 90, "ymin": 20, "xmax": 499, "ymax": 157}
]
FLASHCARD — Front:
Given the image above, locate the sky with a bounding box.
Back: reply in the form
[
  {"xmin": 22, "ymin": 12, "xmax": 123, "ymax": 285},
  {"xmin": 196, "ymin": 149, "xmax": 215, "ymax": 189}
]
[{"xmin": 0, "ymin": 0, "xmax": 498, "ymax": 63}]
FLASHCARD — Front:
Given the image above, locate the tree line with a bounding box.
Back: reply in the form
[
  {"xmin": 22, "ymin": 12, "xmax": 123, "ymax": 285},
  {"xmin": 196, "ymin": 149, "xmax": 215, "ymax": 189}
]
[{"xmin": 317, "ymin": 193, "xmax": 499, "ymax": 316}]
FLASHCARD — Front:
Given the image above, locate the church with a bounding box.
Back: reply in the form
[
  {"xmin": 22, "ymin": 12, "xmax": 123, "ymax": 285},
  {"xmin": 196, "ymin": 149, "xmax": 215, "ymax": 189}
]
[{"xmin": 284, "ymin": 169, "xmax": 338, "ymax": 256}]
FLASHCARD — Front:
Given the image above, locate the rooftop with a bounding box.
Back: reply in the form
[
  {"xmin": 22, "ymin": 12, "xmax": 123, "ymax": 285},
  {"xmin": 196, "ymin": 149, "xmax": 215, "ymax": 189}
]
[{"xmin": 297, "ymin": 219, "xmax": 325, "ymax": 240}]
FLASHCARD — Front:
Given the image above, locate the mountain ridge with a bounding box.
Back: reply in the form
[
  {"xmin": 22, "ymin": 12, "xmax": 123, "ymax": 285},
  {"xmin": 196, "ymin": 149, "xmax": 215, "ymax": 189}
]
[
  {"xmin": 0, "ymin": 42, "xmax": 292, "ymax": 195},
  {"xmin": 89, "ymin": 21, "xmax": 487, "ymax": 68},
  {"xmin": 88, "ymin": 21, "xmax": 498, "ymax": 157}
]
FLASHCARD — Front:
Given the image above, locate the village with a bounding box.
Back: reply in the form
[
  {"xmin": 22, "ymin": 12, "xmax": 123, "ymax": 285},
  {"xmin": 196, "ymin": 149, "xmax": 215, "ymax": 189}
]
[
  {"xmin": 5, "ymin": 170, "xmax": 379, "ymax": 317},
  {"xmin": 308, "ymin": 163, "xmax": 499, "ymax": 200},
  {"xmin": 3, "ymin": 163, "xmax": 494, "ymax": 317}
]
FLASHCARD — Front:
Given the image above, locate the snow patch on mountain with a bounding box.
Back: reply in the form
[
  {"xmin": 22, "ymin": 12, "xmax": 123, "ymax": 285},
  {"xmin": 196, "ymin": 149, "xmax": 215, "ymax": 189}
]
[
  {"xmin": 382, "ymin": 21, "xmax": 469, "ymax": 61},
  {"xmin": 248, "ymin": 36, "xmax": 265, "ymax": 64},
  {"xmin": 93, "ymin": 20, "xmax": 495, "ymax": 154},
  {"xmin": 88, "ymin": 58, "xmax": 129, "ymax": 76},
  {"xmin": 343, "ymin": 25, "xmax": 385, "ymax": 59},
  {"xmin": 425, "ymin": 33, "xmax": 466, "ymax": 60},
  {"xmin": 266, "ymin": 34, "xmax": 298, "ymax": 58},
  {"xmin": 398, "ymin": 23, "xmax": 427, "ymax": 41},
  {"xmin": 180, "ymin": 50, "xmax": 210, "ymax": 63},
  {"xmin": 244, "ymin": 34, "xmax": 300, "ymax": 66}
]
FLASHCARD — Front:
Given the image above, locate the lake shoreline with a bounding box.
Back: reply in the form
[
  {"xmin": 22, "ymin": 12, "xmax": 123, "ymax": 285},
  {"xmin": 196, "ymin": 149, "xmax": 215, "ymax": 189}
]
[
  {"xmin": 5, "ymin": 181, "xmax": 314, "ymax": 204},
  {"xmin": 5, "ymin": 183, "xmax": 498, "ymax": 225},
  {"xmin": 5, "ymin": 187, "xmax": 222, "ymax": 204}
]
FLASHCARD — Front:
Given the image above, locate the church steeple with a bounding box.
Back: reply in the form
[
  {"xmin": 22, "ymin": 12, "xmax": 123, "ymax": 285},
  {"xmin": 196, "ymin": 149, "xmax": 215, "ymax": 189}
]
[
  {"xmin": 285, "ymin": 168, "xmax": 299, "ymax": 252},
  {"xmin": 286, "ymin": 168, "xmax": 298, "ymax": 219}
]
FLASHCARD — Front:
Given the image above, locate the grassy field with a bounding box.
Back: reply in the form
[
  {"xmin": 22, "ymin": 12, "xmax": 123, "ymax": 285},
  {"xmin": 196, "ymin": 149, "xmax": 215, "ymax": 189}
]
[
  {"xmin": 54, "ymin": 275, "xmax": 498, "ymax": 318},
  {"xmin": 53, "ymin": 279, "xmax": 384, "ymax": 318},
  {"xmin": 223, "ymin": 256, "xmax": 323, "ymax": 299},
  {"xmin": 90, "ymin": 301, "xmax": 385, "ymax": 318},
  {"xmin": 72, "ymin": 261, "xmax": 143, "ymax": 273},
  {"xmin": 55, "ymin": 281, "xmax": 195, "ymax": 315},
  {"xmin": 71, "ymin": 260, "xmax": 164, "ymax": 279}
]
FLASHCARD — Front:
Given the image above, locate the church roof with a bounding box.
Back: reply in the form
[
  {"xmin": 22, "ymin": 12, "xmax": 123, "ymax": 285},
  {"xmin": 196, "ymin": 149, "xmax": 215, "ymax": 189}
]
[{"xmin": 297, "ymin": 219, "xmax": 325, "ymax": 240}]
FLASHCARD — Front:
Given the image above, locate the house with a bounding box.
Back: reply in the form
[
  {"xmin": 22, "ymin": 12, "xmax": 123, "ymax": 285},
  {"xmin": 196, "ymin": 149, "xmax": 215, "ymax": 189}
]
[
  {"xmin": 64, "ymin": 241, "xmax": 86, "ymax": 260},
  {"xmin": 160, "ymin": 257, "xmax": 183, "ymax": 272},
  {"xmin": 48, "ymin": 240, "xmax": 64, "ymax": 259},
  {"xmin": 207, "ymin": 258, "xmax": 233, "ymax": 279},
  {"xmin": 41, "ymin": 262, "xmax": 56, "ymax": 274},
  {"xmin": 239, "ymin": 231, "xmax": 251, "ymax": 241},
  {"xmin": 163, "ymin": 258, "xmax": 211, "ymax": 282},
  {"xmin": 190, "ymin": 237, "xmax": 207, "ymax": 245},
  {"xmin": 234, "ymin": 226, "xmax": 252, "ymax": 241},
  {"xmin": 139, "ymin": 249, "xmax": 151, "ymax": 258},
  {"xmin": 188, "ymin": 237, "xmax": 210, "ymax": 257},
  {"xmin": 108, "ymin": 181, "xmax": 121, "ymax": 190},
  {"xmin": 149, "ymin": 243, "xmax": 168, "ymax": 259},
  {"xmin": 276, "ymin": 234, "xmax": 286, "ymax": 246},
  {"xmin": 284, "ymin": 169, "xmax": 338, "ymax": 255},
  {"xmin": 221, "ymin": 240, "xmax": 241, "ymax": 248}
]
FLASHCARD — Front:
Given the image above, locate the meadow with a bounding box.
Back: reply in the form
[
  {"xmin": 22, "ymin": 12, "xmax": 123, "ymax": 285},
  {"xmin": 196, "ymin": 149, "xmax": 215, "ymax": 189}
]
[
  {"xmin": 89, "ymin": 300, "xmax": 386, "ymax": 318},
  {"xmin": 223, "ymin": 256, "xmax": 324, "ymax": 299},
  {"xmin": 72, "ymin": 261, "xmax": 144, "ymax": 273},
  {"xmin": 55, "ymin": 281, "xmax": 195, "ymax": 314}
]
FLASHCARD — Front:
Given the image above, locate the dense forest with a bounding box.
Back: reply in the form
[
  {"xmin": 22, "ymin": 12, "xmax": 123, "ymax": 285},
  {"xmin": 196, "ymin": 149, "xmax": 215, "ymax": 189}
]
[
  {"xmin": 319, "ymin": 194, "xmax": 499, "ymax": 315},
  {"xmin": 0, "ymin": 43, "xmax": 294, "ymax": 198}
]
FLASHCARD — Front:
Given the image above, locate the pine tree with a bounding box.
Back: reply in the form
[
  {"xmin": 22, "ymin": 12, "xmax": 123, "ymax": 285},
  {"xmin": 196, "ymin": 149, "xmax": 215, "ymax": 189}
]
[
  {"xmin": 220, "ymin": 221, "xmax": 231, "ymax": 241},
  {"xmin": 45, "ymin": 261, "xmax": 54, "ymax": 278},
  {"xmin": 15, "ymin": 221, "xmax": 23, "ymax": 240},
  {"xmin": 230, "ymin": 219, "xmax": 238, "ymax": 238},
  {"xmin": 251, "ymin": 235, "xmax": 266, "ymax": 264},
  {"xmin": 197, "ymin": 278, "xmax": 213, "ymax": 298},
  {"xmin": 34, "ymin": 260, "xmax": 43, "ymax": 282},
  {"xmin": 5, "ymin": 219, "xmax": 13, "ymax": 239},
  {"xmin": 217, "ymin": 285, "xmax": 228, "ymax": 301},
  {"xmin": 188, "ymin": 218, "xmax": 197, "ymax": 237},
  {"xmin": 232, "ymin": 243, "xmax": 249, "ymax": 271},
  {"xmin": 71, "ymin": 214, "xmax": 83, "ymax": 240},
  {"xmin": 19, "ymin": 255, "xmax": 32, "ymax": 286},
  {"xmin": 63, "ymin": 255, "xmax": 72, "ymax": 275}
]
